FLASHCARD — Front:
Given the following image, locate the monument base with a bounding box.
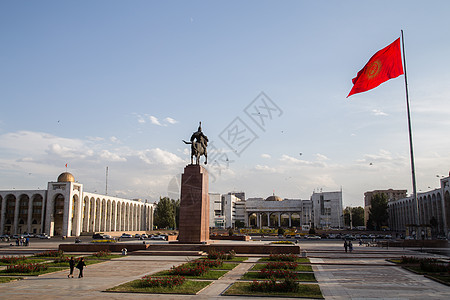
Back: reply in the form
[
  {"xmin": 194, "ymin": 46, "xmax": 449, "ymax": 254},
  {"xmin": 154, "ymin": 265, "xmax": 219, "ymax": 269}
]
[{"xmin": 178, "ymin": 164, "xmax": 209, "ymax": 243}]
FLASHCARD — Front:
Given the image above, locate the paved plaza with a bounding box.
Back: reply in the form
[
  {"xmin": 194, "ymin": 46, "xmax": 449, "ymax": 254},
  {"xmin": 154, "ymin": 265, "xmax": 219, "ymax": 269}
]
[{"xmin": 0, "ymin": 239, "xmax": 449, "ymax": 299}]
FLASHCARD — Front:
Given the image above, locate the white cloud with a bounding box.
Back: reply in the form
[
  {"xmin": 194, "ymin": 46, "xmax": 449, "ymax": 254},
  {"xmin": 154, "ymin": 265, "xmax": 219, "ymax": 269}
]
[
  {"xmin": 138, "ymin": 148, "xmax": 184, "ymax": 165},
  {"xmin": 149, "ymin": 115, "xmax": 162, "ymax": 126},
  {"xmin": 315, "ymin": 153, "xmax": 329, "ymax": 161},
  {"xmin": 261, "ymin": 153, "xmax": 271, "ymax": 159},
  {"xmin": 110, "ymin": 136, "xmax": 119, "ymax": 143},
  {"xmin": 372, "ymin": 109, "xmax": 388, "ymax": 116},
  {"xmin": 99, "ymin": 150, "xmax": 127, "ymax": 162},
  {"xmin": 164, "ymin": 117, "xmax": 178, "ymax": 124}
]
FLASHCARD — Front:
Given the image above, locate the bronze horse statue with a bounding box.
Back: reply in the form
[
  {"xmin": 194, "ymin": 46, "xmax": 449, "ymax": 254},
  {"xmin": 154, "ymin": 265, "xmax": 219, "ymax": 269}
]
[{"xmin": 183, "ymin": 122, "xmax": 208, "ymax": 165}]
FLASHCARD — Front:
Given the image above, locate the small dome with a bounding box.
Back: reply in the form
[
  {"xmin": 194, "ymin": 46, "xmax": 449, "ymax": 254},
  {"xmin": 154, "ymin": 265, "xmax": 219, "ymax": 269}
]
[
  {"xmin": 265, "ymin": 195, "xmax": 283, "ymax": 201},
  {"xmin": 57, "ymin": 172, "xmax": 75, "ymax": 182}
]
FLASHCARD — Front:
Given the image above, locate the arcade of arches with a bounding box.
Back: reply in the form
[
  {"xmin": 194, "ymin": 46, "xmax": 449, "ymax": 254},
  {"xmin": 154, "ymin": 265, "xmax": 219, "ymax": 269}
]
[{"xmin": 0, "ymin": 172, "xmax": 154, "ymax": 237}]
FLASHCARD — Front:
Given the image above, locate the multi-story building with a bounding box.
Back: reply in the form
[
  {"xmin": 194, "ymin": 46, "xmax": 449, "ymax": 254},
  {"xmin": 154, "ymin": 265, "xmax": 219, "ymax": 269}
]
[
  {"xmin": 0, "ymin": 172, "xmax": 154, "ymax": 237},
  {"xmin": 311, "ymin": 191, "xmax": 344, "ymax": 229},
  {"xmin": 364, "ymin": 189, "xmax": 407, "ymax": 227},
  {"xmin": 209, "ymin": 190, "xmax": 343, "ymax": 229}
]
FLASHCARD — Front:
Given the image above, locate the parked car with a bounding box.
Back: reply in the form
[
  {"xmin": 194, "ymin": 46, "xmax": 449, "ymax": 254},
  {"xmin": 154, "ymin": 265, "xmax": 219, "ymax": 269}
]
[
  {"xmin": 92, "ymin": 233, "xmax": 106, "ymax": 239},
  {"xmin": 120, "ymin": 233, "xmax": 132, "ymax": 238},
  {"xmin": 150, "ymin": 234, "xmax": 166, "ymax": 240},
  {"xmin": 38, "ymin": 234, "xmax": 50, "ymax": 239},
  {"xmin": 306, "ymin": 235, "xmax": 321, "ymax": 240},
  {"xmin": 134, "ymin": 234, "xmax": 141, "ymax": 238},
  {"xmin": 141, "ymin": 234, "xmax": 148, "ymax": 239}
]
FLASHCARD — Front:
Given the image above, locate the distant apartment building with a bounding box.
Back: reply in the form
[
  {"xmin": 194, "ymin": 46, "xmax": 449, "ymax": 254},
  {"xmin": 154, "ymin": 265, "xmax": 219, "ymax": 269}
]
[{"xmin": 364, "ymin": 189, "xmax": 407, "ymax": 227}]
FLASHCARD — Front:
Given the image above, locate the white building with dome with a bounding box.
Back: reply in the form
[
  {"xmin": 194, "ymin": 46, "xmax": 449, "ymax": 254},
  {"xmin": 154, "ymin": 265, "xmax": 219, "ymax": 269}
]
[
  {"xmin": 0, "ymin": 172, "xmax": 154, "ymax": 237},
  {"xmin": 210, "ymin": 191, "xmax": 343, "ymax": 229}
]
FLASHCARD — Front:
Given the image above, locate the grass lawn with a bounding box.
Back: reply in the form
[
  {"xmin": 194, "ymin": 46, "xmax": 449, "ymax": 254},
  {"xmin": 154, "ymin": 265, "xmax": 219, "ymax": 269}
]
[
  {"xmin": 258, "ymin": 257, "xmax": 310, "ymax": 263},
  {"xmin": 106, "ymin": 279, "xmax": 212, "ymax": 294},
  {"xmin": 0, "ymin": 267, "xmax": 64, "ymax": 276},
  {"xmin": 241, "ymin": 271, "xmax": 316, "ymax": 282},
  {"xmin": 45, "ymin": 259, "xmax": 104, "ymax": 268},
  {"xmin": 0, "ymin": 277, "xmax": 24, "ymax": 283},
  {"xmin": 85, "ymin": 254, "xmax": 123, "ymax": 260},
  {"xmin": 200, "ymin": 256, "xmax": 248, "ymax": 262},
  {"xmin": 185, "ymin": 262, "xmax": 238, "ymax": 270},
  {"xmin": 152, "ymin": 269, "xmax": 229, "ymax": 280},
  {"xmin": 0, "ymin": 258, "xmax": 47, "ymax": 266},
  {"xmin": 223, "ymin": 282, "xmax": 323, "ymax": 299},
  {"xmin": 250, "ymin": 264, "xmax": 313, "ymax": 272}
]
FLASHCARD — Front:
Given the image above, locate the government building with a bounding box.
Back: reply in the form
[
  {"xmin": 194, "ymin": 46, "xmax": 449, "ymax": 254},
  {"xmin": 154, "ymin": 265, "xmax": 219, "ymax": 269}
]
[
  {"xmin": 209, "ymin": 190, "xmax": 343, "ymax": 230},
  {"xmin": 0, "ymin": 172, "xmax": 154, "ymax": 237}
]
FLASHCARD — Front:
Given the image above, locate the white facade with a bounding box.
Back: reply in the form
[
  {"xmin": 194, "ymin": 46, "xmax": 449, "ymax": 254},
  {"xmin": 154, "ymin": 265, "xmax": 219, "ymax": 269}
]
[
  {"xmin": 311, "ymin": 191, "xmax": 344, "ymax": 229},
  {"xmin": 388, "ymin": 175, "xmax": 450, "ymax": 238},
  {"xmin": 0, "ymin": 172, "xmax": 154, "ymax": 237},
  {"xmin": 209, "ymin": 191, "xmax": 343, "ymax": 229}
]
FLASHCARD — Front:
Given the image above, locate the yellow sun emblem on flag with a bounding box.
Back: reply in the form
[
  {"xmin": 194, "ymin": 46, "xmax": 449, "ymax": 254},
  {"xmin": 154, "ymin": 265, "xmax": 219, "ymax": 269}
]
[{"xmin": 367, "ymin": 59, "xmax": 381, "ymax": 79}]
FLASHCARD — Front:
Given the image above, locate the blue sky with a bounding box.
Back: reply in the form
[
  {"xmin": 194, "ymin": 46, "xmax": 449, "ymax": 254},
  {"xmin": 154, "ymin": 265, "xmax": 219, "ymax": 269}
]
[{"xmin": 1, "ymin": 1, "xmax": 450, "ymax": 206}]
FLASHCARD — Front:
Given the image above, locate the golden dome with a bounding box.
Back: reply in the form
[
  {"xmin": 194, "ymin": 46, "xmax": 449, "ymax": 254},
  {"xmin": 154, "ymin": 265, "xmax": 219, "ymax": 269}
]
[
  {"xmin": 57, "ymin": 172, "xmax": 75, "ymax": 182},
  {"xmin": 265, "ymin": 195, "xmax": 283, "ymax": 201}
]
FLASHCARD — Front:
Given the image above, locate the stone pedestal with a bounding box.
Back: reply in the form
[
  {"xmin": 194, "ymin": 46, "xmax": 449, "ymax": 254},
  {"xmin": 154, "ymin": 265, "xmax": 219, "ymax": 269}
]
[{"xmin": 178, "ymin": 164, "xmax": 209, "ymax": 243}]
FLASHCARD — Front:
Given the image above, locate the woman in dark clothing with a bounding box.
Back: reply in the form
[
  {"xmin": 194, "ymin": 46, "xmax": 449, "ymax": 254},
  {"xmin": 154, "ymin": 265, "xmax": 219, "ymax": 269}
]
[
  {"xmin": 76, "ymin": 257, "xmax": 86, "ymax": 278},
  {"xmin": 68, "ymin": 257, "xmax": 75, "ymax": 278}
]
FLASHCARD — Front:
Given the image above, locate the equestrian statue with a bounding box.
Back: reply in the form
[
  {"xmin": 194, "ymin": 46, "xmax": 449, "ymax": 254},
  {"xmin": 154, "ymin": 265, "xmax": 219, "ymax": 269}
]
[{"xmin": 183, "ymin": 122, "xmax": 208, "ymax": 165}]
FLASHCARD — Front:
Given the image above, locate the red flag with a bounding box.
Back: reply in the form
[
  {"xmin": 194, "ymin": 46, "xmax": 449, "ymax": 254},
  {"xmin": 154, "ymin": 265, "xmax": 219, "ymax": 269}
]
[
  {"xmin": 347, "ymin": 38, "xmax": 404, "ymax": 97},
  {"xmin": 65, "ymin": 163, "xmax": 67, "ymax": 168}
]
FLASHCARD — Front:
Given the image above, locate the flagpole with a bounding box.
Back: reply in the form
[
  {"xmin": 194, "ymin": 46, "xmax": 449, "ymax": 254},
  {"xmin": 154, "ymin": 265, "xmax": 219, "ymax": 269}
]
[{"xmin": 401, "ymin": 30, "xmax": 419, "ymax": 228}]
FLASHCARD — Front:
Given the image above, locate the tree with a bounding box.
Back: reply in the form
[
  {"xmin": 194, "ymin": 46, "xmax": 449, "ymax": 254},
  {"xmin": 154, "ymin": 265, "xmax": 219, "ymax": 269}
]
[
  {"xmin": 154, "ymin": 197, "xmax": 176, "ymax": 229},
  {"xmin": 171, "ymin": 199, "xmax": 180, "ymax": 229},
  {"xmin": 352, "ymin": 207, "xmax": 365, "ymax": 227},
  {"xmin": 344, "ymin": 206, "xmax": 364, "ymax": 227},
  {"xmin": 367, "ymin": 194, "xmax": 389, "ymax": 230}
]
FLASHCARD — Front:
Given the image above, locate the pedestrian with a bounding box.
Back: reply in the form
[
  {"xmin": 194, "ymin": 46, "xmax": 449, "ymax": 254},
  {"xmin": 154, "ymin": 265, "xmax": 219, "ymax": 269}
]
[
  {"xmin": 16, "ymin": 238, "xmax": 20, "ymax": 246},
  {"xmin": 76, "ymin": 257, "xmax": 86, "ymax": 278},
  {"xmin": 344, "ymin": 240, "xmax": 348, "ymax": 253},
  {"xmin": 25, "ymin": 237, "xmax": 30, "ymax": 246},
  {"xmin": 349, "ymin": 241, "xmax": 353, "ymax": 252},
  {"xmin": 68, "ymin": 257, "xmax": 75, "ymax": 278}
]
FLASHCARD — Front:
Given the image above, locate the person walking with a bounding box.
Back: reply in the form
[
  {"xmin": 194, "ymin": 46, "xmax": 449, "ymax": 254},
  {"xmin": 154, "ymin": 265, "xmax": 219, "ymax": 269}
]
[
  {"xmin": 349, "ymin": 241, "xmax": 353, "ymax": 253},
  {"xmin": 68, "ymin": 257, "xmax": 75, "ymax": 278},
  {"xmin": 344, "ymin": 240, "xmax": 348, "ymax": 253},
  {"xmin": 76, "ymin": 257, "xmax": 86, "ymax": 278}
]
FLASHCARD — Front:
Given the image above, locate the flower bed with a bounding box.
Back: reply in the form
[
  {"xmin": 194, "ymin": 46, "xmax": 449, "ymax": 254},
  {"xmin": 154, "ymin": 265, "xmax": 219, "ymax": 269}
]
[
  {"xmin": 250, "ymin": 277, "xmax": 299, "ymax": 293},
  {"xmin": 271, "ymin": 241, "xmax": 294, "ymax": 244},
  {"xmin": 92, "ymin": 250, "xmax": 112, "ymax": 258},
  {"xmin": 33, "ymin": 250, "xmax": 64, "ymax": 258},
  {"xmin": 191, "ymin": 259, "xmax": 223, "ymax": 268},
  {"xmin": 267, "ymin": 253, "xmax": 298, "ymax": 262},
  {"xmin": 207, "ymin": 249, "xmax": 236, "ymax": 260},
  {"xmin": 169, "ymin": 263, "xmax": 209, "ymax": 276},
  {"xmin": 259, "ymin": 269, "xmax": 297, "ymax": 279},
  {"xmin": 5, "ymin": 263, "xmax": 48, "ymax": 273},
  {"xmin": 139, "ymin": 275, "xmax": 185, "ymax": 288},
  {"xmin": 0, "ymin": 256, "xmax": 26, "ymax": 264},
  {"xmin": 263, "ymin": 261, "xmax": 298, "ymax": 270}
]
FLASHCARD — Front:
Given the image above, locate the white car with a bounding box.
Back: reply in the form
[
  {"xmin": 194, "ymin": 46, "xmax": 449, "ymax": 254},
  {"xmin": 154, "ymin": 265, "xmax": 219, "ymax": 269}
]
[
  {"xmin": 120, "ymin": 233, "xmax": 132, "ymax": 238},
  {"xmin": 38, "ymin": 234, "xmax": 50, "ymax": 239},
  {"xmin": 150, "ymin": 235, "xmax": 166, "ymax": 240}
]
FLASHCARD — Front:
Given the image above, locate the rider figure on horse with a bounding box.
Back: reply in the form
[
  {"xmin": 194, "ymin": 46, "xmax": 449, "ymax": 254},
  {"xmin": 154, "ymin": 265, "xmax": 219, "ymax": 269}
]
[
  {"xmin": 184, "ymin": 122, "xmax": 208, "ymax": 165},
  {"xmin": 190, "ymin": 122, "xmax": 208, "ymax": 150}
]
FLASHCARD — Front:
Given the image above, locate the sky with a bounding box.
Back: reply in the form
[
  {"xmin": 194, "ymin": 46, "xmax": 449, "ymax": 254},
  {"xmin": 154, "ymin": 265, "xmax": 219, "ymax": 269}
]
[{"xmin": 1, "ymin": 1, "xmax": 450, "ymax": 207}]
